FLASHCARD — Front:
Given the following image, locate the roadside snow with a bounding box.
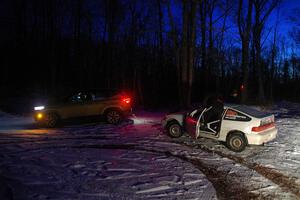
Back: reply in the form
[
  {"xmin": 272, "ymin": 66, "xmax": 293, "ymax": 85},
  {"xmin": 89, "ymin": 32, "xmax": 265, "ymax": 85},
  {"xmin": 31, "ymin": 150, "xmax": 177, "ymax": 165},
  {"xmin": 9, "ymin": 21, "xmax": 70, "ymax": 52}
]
[
  {"xmin": 0, "ymin": 110, "xmax": 33, "ymax": 132},
  {"xmin": 0, "ymin": 111, "xmax": 218, "ymax": 200},
  {"xmin": 0, "ymin": 104, "xmax": 300, "ymax": 199}
]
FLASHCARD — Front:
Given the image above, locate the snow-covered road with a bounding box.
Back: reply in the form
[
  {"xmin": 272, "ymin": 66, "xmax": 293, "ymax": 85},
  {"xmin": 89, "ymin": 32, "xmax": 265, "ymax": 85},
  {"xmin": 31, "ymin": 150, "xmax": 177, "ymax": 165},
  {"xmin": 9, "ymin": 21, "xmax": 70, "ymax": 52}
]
[{"xmin": 0, "ymin": 103, "xmax": 300, "ymax": 200}]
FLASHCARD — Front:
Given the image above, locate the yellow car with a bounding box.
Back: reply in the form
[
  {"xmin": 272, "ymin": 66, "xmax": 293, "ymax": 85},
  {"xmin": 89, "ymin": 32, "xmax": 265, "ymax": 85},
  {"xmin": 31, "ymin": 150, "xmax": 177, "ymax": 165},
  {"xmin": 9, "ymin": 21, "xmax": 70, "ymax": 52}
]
[{"xmin": 33, "ymin": 89, "xmax": 132, "ymax": 127}]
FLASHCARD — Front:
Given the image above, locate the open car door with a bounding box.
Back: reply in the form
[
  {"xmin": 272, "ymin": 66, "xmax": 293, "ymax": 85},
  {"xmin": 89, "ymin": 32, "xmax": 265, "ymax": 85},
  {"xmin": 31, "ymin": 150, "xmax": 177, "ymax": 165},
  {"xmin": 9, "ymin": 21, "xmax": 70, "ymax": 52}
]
[
  {"xmin": 196, "ymin": 108, "xmax": 224, "ymax": 139},
  {"xmin": 185, "ymin": 109, "xmax": 203, "ymax": 138}
]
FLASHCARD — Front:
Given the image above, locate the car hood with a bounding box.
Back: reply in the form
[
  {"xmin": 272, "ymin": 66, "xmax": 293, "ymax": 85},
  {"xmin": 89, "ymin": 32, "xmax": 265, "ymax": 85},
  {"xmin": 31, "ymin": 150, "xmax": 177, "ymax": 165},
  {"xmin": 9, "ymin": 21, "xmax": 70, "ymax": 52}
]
[{"xmin": 34, "ymin": 101, "xmax": 64, "ymax": 111}]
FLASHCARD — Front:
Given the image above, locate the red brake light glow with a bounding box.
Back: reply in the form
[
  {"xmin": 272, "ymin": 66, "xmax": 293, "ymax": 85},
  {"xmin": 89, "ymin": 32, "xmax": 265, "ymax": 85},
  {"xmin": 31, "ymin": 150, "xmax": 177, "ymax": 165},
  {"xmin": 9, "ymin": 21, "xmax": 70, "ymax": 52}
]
[
  {"xmin": 252, "ymin": 123, "xmax": 275, "ymax": 132},
  {"xmin": 122, "ymin": 97, "xmax": 131, "ymax": 104}
]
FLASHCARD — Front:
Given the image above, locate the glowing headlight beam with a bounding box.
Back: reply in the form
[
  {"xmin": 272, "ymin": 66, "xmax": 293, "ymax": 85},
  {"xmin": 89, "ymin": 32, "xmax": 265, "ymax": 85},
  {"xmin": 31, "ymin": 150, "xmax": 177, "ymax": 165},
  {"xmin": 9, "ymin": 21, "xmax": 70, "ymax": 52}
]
[
  {"xmin": 34, "ymin": 106, "xmax": 45, "ymax": 111},
  {"xmin": 37, "ymin": 113, "xmax": 43, "ymax": 119}
]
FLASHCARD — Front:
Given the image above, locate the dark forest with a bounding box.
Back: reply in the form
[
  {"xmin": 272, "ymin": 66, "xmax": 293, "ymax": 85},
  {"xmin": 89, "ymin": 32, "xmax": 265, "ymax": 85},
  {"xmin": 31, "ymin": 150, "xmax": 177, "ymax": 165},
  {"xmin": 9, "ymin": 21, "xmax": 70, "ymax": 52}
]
[{"xmin": 1, "ymin": 0, "xmax": 300, "ymax": 110}]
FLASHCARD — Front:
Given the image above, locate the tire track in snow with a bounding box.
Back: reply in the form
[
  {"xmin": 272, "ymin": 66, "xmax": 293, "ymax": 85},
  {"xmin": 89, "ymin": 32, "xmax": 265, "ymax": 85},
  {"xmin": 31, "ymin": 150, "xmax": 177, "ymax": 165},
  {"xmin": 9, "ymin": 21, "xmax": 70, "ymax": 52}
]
[
  {"xmin": 220, "ymin": 152, "xmax": 300, "ymax": 198},
  {"xmin": 171, "ymin": 139, "xmax": 300, "ymax": 198},
  {"xmin": 71, "ymin": 143, "xmax": 293, "ymax": 199},
  {"xmin": 0, "ymin": 135, "xmax": 108, "ymax": 145}
]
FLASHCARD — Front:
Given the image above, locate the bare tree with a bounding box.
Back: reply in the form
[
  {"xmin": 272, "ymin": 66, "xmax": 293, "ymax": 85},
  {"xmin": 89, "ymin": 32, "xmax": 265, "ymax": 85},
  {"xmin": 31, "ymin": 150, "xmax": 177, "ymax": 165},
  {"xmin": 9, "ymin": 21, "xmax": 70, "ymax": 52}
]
[
  {"xmin": 207, "ymin": 0, "xmax": 217, "ymax": 79},
  {"xmin": 212, "ymin": 0, "xmax": 234, "ymax": 92},
  {"xmin": 187, "ymin": 0, "xmax": 197, "ymax": 106},
  {"xmin": 269, "ymin": 8, "xmax": 279, "ymax": 102},
  {"xmin": 167, "ymin": 1, "xmax": 182, "ymax": 104},
  {"xmin": 181, "ymin": 0, "xmax": 197, "ymax": 107},
  {"xmin": 253, "ymin": 0, "xmax": 280, "ymax": 104},
  {"xmin": 237, "ymin": 0, "xmax": 253, "ymax": 103},
  {"xmin": 167, "ymin": 0, "xmax": 197, "ymax": 107},
  {"xmin": 3, "ymin": 0, "xmax": 300, "ymax": 107},
  {"xmin": 289, "ymin": 8, "xmax": 300, "ymax": 46},
  {"xmin": 199, "ymin": 0, "xmax": 208, "ymax": 92},
  {"xmin": 157, "ymin": 0, "xmax": 164, "ymax": 54},
  {"xmin": 181, "ymin": 0, "xmax": 189, "ymax": 107}
]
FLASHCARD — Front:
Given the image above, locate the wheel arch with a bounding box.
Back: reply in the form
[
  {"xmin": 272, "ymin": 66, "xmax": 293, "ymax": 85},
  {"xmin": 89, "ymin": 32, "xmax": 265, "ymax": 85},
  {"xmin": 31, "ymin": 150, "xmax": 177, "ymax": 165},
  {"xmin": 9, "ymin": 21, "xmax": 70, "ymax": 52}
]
[
  {"xmin": 45, "ymin": 110, "xmax": 61, "ymax": 119},
  {"xmin": 166, "ymin": 119, "xmax": 181, "ymax": 128},
  {"xmin": 102, "ymin": 106, "xmax": 123, "ymax": 116}
]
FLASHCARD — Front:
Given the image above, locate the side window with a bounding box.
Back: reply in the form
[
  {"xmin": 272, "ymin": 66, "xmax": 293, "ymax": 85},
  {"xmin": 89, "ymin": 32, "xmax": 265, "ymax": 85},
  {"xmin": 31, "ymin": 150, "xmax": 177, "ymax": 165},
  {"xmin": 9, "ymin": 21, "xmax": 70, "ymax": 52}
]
[
  {"xmin": 69, "ymin": 92, "xmax": 92, "ymax": 103},
  {"xmin": 83, "ymin": 92, "xmax": 93, "ymax": 102},
  {"xmin": 94, "ymin": 92, "xmax": 105, "ymax": 101},
  {"xmin": 224, "ymin": 109, "xmax": 251, "ymax": 121},
  {"xmin": 69, "ymin": 93, "xmax": 83, "ymax": 103}
]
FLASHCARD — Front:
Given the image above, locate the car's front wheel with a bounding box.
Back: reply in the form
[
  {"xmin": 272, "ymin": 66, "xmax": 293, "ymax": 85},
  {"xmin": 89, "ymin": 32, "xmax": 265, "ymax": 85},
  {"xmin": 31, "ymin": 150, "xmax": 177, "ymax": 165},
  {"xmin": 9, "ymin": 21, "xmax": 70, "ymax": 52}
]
[
  {"xmin": 45, "ymin": 113, "xmax": 59, "ymax": 128},
  {"xmin": 167, "ymin": 122, "xmax": 183, "ymax": 138},
  {"xmin": 226, "ymin": 132, "xmax": 247, "ymax": 152}
]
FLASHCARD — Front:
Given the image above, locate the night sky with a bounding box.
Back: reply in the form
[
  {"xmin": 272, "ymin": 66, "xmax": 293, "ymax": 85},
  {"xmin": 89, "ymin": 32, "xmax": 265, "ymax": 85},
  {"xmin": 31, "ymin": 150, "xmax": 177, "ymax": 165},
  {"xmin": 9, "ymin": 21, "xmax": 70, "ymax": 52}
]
[{"xmin": 0, "ymin": 0, "xmax": 299, "ymax": 47}]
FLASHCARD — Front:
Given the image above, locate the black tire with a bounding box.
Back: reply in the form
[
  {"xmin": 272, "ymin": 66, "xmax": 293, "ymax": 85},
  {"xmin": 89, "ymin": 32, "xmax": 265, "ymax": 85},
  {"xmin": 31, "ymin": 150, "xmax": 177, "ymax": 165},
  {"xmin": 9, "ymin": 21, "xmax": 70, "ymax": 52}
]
[
  {"xmin": 226, "ymin": 132, "xmax": 247, "ymax": 152},
  {"xmin": 105, "ymin": 109, "xmax": 122, "ymax": 124},
  {"xmin": 167, "ymin": 121, "xmax": 183, "ymax": 138},
  {"xmin": 45, "ymin": 113, "xmax": 59, "ymax": 128}
]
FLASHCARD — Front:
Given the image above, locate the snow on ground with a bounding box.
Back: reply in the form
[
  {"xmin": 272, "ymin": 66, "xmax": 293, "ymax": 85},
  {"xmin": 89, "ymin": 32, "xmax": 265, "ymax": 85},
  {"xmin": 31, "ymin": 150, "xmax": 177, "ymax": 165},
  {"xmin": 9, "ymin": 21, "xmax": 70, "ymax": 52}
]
[
  {"xmin": 0, "ymin": 103, "xmax": 300, "ymax": 199},
  {"xmin": 0, "ymin": 111, "xmax": 33, "ymax": 132},
  {"xmin": 0, "ymin": 113, "xmax": 217, "ymax": 200}
]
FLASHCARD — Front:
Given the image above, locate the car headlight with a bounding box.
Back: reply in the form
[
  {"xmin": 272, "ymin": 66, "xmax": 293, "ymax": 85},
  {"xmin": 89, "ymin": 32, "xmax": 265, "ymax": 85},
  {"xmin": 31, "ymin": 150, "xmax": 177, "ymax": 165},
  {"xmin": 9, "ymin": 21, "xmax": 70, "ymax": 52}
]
[{"xmin": 34, "ymin": 106, "xmax": 45, "ymax": 111}]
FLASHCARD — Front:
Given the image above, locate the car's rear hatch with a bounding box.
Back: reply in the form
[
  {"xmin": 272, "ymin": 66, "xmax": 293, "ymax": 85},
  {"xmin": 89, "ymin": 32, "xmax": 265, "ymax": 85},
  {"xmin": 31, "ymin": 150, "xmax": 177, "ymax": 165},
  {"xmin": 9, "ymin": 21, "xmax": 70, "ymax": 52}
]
[{"xmin": 231, "ymin": 105, "xmax": 276, "ymax": 133}]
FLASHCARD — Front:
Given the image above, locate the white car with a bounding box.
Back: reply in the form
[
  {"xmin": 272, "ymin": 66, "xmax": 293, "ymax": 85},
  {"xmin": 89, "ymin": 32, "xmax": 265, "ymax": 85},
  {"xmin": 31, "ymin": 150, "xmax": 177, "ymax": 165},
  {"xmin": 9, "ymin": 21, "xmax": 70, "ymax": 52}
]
[{"xmin": 162, "ymin": 105, "xmax": 277, "ymax": 152}]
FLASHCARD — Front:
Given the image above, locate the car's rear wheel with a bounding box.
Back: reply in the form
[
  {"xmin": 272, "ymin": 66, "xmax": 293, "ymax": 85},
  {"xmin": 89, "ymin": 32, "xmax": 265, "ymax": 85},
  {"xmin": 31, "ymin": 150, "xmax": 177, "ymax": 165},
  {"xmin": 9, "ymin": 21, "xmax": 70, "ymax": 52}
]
[
  {"xmin": 105, "ymin": 109, "xmax": 122, "ymax": 124},
  {"xmin": 226, "ymin": 132, "xmax": 247, "ymax": 152},
  {"xmin": 167, "ymin": 122, "xmax": 183, "ymax": 138},
  {"xmin": 45, "ymin": 113, "xmax": 59, "ymax": 128}
]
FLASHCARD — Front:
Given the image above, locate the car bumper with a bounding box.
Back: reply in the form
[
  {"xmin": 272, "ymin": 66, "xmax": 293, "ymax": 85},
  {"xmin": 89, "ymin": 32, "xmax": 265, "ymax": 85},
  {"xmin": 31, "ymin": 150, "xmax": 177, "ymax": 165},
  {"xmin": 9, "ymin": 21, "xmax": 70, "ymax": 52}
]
[
  {"xmin": 161, "ymin": 118, "xmax": 167, "ymax": 128},
  {"xmin": 247, "ymin": 128, "xmax": 278, "ymax": 145},
  {"xmin": 123, "ymin": 108, "xmax": 133, "ymax": 117}
]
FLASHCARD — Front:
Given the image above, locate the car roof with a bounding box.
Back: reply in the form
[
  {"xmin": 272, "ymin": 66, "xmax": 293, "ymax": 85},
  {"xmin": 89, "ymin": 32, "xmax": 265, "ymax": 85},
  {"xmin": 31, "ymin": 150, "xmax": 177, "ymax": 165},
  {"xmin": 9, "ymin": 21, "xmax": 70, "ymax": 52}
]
[
  {"xmin": 82, "ymin": 88, "xmax": 119, "ymax": 93},
  {"xmin": 70, "ymin": 89, "xmax": 121, "ymax": 95},
  {"xmin": 225, "ymin": 104, "xmax": 271, "ymax": 118}
]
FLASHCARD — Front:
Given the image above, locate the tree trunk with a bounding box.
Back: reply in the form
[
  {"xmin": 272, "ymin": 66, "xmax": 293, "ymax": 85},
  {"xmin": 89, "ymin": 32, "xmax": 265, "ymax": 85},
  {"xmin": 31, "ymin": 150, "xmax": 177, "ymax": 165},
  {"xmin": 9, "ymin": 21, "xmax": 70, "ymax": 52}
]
[
  {"xmin": 254, "ymin": 29, "xmax": 265, "ymax": 104},
  {"xmin": 157, "ymin": 0, "xmax": 164, "ymax": 54},
  {"xmin": 167, "ymin": 2, "xmax": 182, "ymax": 106},
  {"xmin": 181, "ymin": 0, "xmax": 189, "ymax": 108},
  {"xmin": 199, "ymin": 0, "xmax": 207, "ymax": 93},
  {"xmin": 187, "ymin": 0, "xmax": 197, "ymax": 107},
  {"xmin": 253, "ymin": 0, "xmax": 279, "ymax": 104},
  {"xmin": 237, "ymin": 0, "xmax": 253, "ymax": 104}
]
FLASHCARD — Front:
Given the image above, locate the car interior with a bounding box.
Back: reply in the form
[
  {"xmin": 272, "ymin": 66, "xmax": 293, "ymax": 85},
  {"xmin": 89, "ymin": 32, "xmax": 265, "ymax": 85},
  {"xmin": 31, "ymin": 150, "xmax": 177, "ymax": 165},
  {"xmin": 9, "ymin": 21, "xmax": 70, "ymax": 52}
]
[{"xmin": 200, "ymin": 107, "xmax": 225, "ymax": 135}]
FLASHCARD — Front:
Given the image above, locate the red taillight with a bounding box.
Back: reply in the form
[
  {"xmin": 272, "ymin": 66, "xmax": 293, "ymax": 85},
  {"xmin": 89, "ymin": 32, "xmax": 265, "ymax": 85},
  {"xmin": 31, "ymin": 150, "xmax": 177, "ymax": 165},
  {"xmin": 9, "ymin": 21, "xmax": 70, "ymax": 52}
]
[
  {"xmin": 122, "ymin": 97, "xmax": 131, "ymax": 104},
  {"xmin": 252, "ymin": 123, "xmax": 275, "ymax": 132}
]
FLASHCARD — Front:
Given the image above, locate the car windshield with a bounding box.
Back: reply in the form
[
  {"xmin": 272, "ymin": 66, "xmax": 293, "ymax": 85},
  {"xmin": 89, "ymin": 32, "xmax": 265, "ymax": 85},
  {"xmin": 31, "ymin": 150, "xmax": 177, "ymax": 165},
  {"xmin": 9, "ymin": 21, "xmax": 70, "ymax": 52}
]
[{"xmin": 234, "ymin": 105, "xmax": 270, "ymax": 118}]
